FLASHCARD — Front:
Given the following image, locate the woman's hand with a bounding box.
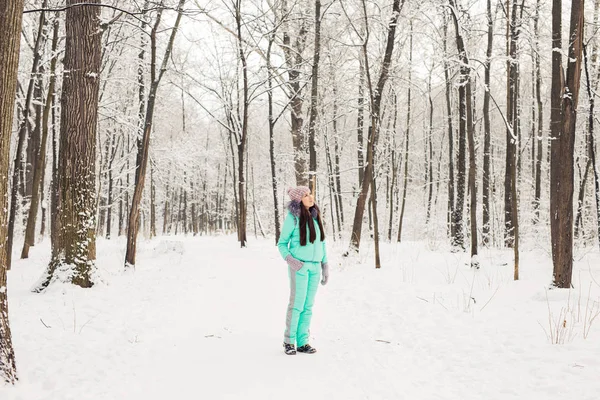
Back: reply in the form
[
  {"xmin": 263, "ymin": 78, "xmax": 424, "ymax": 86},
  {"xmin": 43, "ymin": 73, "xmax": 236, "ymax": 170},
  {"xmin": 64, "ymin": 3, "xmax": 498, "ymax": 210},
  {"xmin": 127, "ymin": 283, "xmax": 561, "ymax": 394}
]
[
  {"xmin": 321, "ymin": 262, "xmax": 329, "ymax": 285},
  {"xmin": 285, "ymin": 255, "xmax": 304, "ymax": 272}
]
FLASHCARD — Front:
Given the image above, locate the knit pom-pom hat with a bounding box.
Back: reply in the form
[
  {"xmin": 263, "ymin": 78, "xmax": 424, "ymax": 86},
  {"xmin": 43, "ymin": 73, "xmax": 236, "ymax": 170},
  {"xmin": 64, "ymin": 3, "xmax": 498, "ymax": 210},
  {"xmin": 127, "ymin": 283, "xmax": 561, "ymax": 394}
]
[{"xmin": 287, "ymin": 186, "xmax": 310, "ymax": 202}]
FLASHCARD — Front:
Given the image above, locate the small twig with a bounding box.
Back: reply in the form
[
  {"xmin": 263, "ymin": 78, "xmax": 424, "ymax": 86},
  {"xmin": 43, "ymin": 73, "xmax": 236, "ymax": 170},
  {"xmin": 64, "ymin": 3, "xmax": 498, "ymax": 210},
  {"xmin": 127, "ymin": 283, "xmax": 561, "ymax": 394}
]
[
  {"xmin": 480, "ymin": 286, "xmax": 500, "ymax": 311},
  {"xmin": 375, "ymin": 339, "xmax": 391, "ymax": 344},
  {"xmin": 40, "ymin": 318, "xmax": 51, "ymax": 329},
  {"xmin": 416, "ymin": 296, "xmax": 429, "ymax": 303}
]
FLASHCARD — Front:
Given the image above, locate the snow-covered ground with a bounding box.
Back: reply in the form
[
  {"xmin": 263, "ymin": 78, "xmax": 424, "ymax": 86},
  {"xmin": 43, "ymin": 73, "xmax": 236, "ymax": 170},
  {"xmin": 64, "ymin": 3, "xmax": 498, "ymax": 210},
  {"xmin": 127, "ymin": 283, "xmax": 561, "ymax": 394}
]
[{"xmin": 2, "ymin": 235, "xmax": 600, "ymax": 400}]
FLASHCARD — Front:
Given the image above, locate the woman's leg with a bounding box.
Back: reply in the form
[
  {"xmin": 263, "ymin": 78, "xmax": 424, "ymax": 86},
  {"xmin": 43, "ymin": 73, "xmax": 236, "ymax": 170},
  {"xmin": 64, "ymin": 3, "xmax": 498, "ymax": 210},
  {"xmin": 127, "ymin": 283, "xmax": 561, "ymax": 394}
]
[
  {"xmin": 296, "ymin": 262, "xmax": 321, "ymax": 347},
  {"xmin": 284, "ymin": 265, "xmax": 309, "ymax": 345}
]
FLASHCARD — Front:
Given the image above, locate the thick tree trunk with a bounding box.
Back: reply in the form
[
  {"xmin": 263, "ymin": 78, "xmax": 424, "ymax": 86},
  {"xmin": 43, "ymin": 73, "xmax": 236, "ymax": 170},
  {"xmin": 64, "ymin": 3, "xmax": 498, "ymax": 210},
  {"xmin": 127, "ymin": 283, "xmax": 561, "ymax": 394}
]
[
  {"xmin": 281, "ymin": 0, "xmax": 309, "ymax": 186},
  {"xmin": 37, "ymin": 0, "xmax": 102, "ymax": 291},
  {"xmin": 22, "ymin": 20, "xmax": 59, "ymax": 259},
  {"xmin": 551, "ymin": 0, "xmax": 584, "ymax": 288},
  {"xmin": 0, "ymin": 0, "xmax": 24, "ymax": 384}
]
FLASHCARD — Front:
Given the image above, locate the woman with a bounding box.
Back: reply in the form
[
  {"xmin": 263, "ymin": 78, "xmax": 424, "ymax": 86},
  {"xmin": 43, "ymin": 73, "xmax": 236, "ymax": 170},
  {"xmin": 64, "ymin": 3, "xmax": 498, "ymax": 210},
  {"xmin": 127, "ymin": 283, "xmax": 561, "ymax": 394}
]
[{"xmin": 277, "ymin": 186, "xmax": 329, "ymax": 355}]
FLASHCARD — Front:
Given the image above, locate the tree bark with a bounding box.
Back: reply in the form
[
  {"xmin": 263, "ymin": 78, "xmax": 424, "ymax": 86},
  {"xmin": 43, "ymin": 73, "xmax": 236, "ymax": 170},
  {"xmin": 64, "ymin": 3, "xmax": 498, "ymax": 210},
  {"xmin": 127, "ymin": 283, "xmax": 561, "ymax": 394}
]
[
  {"xmin": 533, "ymin": 0, "xmax": 544, "ymax": 223},
  {"xmin": 235, "ymin": 0, "xmax": 249, "ymax": 247},
  {"xmin": 426, "ymin": 72, "xmax": 434, "ymax": 224},
  {"xmin": 308, "ymin": 0, "xmax": 322, "ymax": 193},
  {"xmin": 22, "ymin": 19, "xmax": 59, "ymax": 259},
  {"xmin": 125, "ymin": 0, "xmax": 185, "ymax": 267},
  {"xmin": 266, "ymin": 35, "xmax": 281, "ymax": 243},
  {"xmin": 36, "ymin": 0, "xmax": 102, "ymax": 291},
  {"xmin": 0, "ymin": 0, "xmax": 24, "ymax": 384},
  {"xmin": 443, "ymin": 18, "xmax": 456, "ymax": 241},
  {"xmin": 398, "ymin": 21, "xmax": 412, "ymax": 243},
  {"xmin": 388, "ymin": 93, "xmax": 398, "ymax": 241},
  {"xmin": 583, "ymin": 45, "xmax": 600, "ymax": 249},
  {"xmin": 551, "ymin": 0, "xmax": 585, "ymax": 288},
  {"xmin": 449, "ymin": 0, "xmax": 478, "ymax": 265},
  {"xmin": 6, "ymin": 4, "xmax": 47, "ymax": 270},
  {"xmin": 449, "ymin": 2, "xmax": 466, "ymax": 250},
  {"xmin": 482, "ymin": 0, "xmax": 493, "ymax": 244},
  {"xmin": 357, "ymin": 58, "xmax": 366, "ymax": 189},
  {"xmin": 348, "ymin": 0, "xmax": 404, "ymax": 257},
  {"xmin": 281, "ymin": 0, "xmax": 309, "ymax": 186}
]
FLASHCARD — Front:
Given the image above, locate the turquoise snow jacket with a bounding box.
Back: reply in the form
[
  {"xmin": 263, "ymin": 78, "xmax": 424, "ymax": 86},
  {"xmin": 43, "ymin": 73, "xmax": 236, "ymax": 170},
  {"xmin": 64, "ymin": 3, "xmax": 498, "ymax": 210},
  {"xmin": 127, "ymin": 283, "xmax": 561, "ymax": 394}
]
[{"xmin": 277, "ymin": 204, "xmax": 328, "ymax": 264}]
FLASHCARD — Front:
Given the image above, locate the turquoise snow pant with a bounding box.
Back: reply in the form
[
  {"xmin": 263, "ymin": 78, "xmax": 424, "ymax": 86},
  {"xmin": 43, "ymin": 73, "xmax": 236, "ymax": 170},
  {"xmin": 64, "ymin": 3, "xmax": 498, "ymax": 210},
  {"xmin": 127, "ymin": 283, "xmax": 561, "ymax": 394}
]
[{"xmin": 284, "ymin": 261, "xmax": 321, "ymax": 347}]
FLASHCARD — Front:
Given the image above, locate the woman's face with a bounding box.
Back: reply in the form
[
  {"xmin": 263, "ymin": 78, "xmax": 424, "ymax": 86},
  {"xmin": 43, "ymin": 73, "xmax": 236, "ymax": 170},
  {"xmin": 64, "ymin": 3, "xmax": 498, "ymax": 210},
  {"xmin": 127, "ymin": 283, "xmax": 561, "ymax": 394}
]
[{"xmin": 301, "ymin": 191, "xmax": 314, "ymax": 209}]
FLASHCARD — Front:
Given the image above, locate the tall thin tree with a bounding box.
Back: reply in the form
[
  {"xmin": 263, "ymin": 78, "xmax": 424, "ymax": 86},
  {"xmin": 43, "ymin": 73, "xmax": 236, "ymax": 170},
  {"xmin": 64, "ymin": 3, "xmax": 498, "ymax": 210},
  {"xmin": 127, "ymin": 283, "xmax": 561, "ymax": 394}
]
[{"xmin": 125, "ymin": 0, "xmax": 186, "ymax": 267}]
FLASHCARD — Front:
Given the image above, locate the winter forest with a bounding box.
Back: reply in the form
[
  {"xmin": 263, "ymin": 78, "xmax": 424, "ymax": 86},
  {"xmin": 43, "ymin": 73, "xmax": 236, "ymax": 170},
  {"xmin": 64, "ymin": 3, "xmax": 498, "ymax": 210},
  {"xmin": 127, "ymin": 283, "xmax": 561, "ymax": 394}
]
[{"xmin": 1, "ymin": 0, "xmax": 600, "ymax": 398}]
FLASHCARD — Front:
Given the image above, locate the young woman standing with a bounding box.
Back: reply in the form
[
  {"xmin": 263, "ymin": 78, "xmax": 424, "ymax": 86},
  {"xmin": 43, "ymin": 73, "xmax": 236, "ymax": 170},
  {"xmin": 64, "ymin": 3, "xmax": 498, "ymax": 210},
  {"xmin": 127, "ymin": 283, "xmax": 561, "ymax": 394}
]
[{"xmin": 278, "ymin": 186, "xmax": 329, "ymax": 355}]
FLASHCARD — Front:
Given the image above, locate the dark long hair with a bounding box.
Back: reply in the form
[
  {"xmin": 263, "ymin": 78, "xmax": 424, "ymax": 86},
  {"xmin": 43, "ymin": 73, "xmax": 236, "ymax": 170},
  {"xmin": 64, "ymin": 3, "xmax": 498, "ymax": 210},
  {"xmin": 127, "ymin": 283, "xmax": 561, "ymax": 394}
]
[{"xmin": 299, "ymin": 205, "xmax": 325, "ymax": 246}]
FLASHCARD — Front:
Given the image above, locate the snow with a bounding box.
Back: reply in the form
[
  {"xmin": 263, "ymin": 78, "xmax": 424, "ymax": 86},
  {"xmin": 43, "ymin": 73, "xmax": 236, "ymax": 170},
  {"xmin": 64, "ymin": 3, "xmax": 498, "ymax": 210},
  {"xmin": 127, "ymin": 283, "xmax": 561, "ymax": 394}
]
[{"xmin": 2, "ymin": 236, "xmax": 600, "ymax": 399}]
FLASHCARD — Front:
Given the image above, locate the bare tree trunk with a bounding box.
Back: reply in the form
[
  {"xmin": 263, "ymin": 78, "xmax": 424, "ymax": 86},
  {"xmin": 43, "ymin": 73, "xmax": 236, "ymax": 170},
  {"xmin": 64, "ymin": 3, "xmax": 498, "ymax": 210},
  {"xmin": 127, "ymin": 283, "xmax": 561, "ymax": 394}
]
[
  {"xmin": 504, "ymin": 0, "xmax": 519, "ymax": 248},
  {"xmin": 398, "ymin": 22, "xmax": 412, "ymax": 243},
  {"xmin": 6, "ymin": 4, "xmax": 47, "ymax": 270},
  {"xmin": 331, "ymin": 83, "xmax": 344, "ymax": 229},
  {"xmin": 281, "ymin": 0, "xmax": 309, "ymax": 186},
  {"xmin": 551, "ymin": 0, "xmax": 584, "ymax": 288},
  {"xmin": 583, "ymin": 45, "xmax": 600, "ymax": 249},
  {"xmin": 125, "ymin": 0, "xmax": 185, "ymax": 267},
  {"xmin": 0, "ymin": 0, "xmax": 24, "ymax": 384},
  {"xmin": 449, "ymin": 0, "xmax": 478, "ymax": 265},
  {"xmin": 575, "ymin": 159, "xmax": 591, "ymax": 238},
  {"xmin": 357, "ymin": 58, "xmax": 365, "ymax": 189},
  {"xmin": 36, "ymin": 0, "xmax": 102, "ymax": 291},
  {"xmin": 235, "ymin": 0, "xmax": 249, "ymax": 248},
  {"xmin": 443, "ymin": 18, "xmax": 456, "ymax": 241},
  {"xmin": 348, "ymin": 0, "xmax": 404, "ymax": 259},
  {"xmin": 388, "ymin": 93, "xmax": 398, "ymax": 241},
  {"xmin": 150, "ymin": 165, "xmax": 157, "ymax": 238},
  {"xmin": 266, "ymin": 36, "xmax": 281, "ymax": 243},
  {"xmin": 533, "ymin": 0, "xmax": 544, "ymax": 223},
  {"xmin": 324, "ymin": 125, "xmax": 338, "ymax": 238},
  {"xmin": 105, "ymin": 132, "xmax": 119, "ymax": 239},
  {"xmin": 426, "ymin": 72, "xmax": 434, "ymax": 224},
  {"xmin": 449, "ymin": 2, "xmax": 466, "ymax": 251},
  {"xmin": 482, "ymin": 0, "xmax": 494, "ymax": 244},
  {"xmin": 308, "ymin": 0, "xmax": 322, "ymax": 193},
  {"xmin": 22, "ymin": 20, "xmax": 58, "ymax": 259}
]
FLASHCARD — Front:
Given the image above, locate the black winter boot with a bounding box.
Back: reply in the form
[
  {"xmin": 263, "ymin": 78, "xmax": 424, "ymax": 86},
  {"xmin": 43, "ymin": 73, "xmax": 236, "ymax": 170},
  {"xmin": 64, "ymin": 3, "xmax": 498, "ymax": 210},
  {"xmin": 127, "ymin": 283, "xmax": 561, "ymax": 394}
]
[
  {"xmin": 297, "ymin": 344, "xmax": 317, "ymax": 354},
  {"xmin": 283, "ymin": 343, "xmax": 296, "ymax": 355}
]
